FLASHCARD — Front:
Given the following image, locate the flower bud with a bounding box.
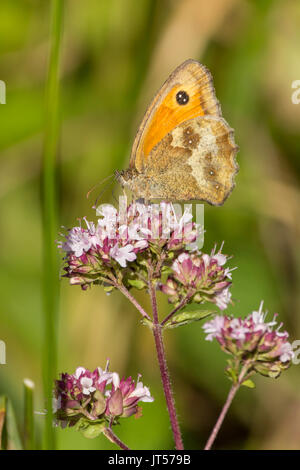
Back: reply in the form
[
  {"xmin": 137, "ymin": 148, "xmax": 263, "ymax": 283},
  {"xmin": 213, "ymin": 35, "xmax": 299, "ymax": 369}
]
[
  {"xmin": 203, "ymin": 303, "xmax": 294, "ymax": 380},
  {"xmin": 108, "ymin": 388, "xmax": 123, "ymax": 416},
  {"xmin": 160, "ymin": 247, "xmax": 233, "ymax": 311},
  {"xmin": 53, "ymin": 363, "xmax": 154, "ymax": 431}
]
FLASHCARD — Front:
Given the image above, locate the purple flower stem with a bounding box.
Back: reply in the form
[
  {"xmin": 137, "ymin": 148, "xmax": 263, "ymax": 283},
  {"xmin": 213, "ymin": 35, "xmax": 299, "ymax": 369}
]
[
  {"xmin": 154, "ymin": 251, "xmax": 166, "ymax": 277},
  {"xmin": 204, "ymin": 366, "xmax": 248, "ymax": 450},
  {"xmin": 103, "ymin": 427, "xmax": 130, "ymax": 450},
  {"xmin": 161, "ymin": 293, "xmax": 193, "ymax": 327},
  {"xmin": 114, "ymin": 281, "xmax": 151, "ymax": 321},
  {"xmin": 148, "ymin": 272, "xmax": 184, "ymax": 450}
]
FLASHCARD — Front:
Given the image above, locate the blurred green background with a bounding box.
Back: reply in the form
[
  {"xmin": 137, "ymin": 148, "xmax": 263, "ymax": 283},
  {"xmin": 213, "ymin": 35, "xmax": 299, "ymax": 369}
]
[{"xmin": 0, "ymin": 0, "xmax": 300, "ymax": 450}]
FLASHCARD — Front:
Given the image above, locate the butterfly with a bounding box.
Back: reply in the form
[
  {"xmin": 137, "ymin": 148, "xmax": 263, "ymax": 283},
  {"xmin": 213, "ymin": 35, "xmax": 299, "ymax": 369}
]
[{"xmin": 116, "ymin": 59, "xmax": 239, "ymax": 205}]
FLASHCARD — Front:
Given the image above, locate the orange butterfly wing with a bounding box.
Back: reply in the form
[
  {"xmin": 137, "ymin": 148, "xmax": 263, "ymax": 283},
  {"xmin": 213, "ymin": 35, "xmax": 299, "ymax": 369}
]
[{"xmin": 130, "ymin": 59, "xmax": 222, "ymax": 172}]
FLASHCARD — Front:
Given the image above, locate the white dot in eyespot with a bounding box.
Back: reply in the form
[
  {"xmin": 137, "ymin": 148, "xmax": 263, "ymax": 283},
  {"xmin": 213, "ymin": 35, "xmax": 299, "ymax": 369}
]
[{"xmin": 176, "ymin": 90, "xmax": 189, "ymax": 105}]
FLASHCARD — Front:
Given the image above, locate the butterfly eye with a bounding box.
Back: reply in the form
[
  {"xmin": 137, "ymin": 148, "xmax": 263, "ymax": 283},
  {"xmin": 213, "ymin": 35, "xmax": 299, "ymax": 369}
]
[{"xmin": 176, "ymin": 90, "xmax": 189, "ymax": 105}]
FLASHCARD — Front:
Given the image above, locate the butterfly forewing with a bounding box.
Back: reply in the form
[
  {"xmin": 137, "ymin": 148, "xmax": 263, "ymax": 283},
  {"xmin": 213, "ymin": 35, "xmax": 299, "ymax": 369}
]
[{"xmin": 130, "ymin": 59, "xmax": 222, "ymax": 172}]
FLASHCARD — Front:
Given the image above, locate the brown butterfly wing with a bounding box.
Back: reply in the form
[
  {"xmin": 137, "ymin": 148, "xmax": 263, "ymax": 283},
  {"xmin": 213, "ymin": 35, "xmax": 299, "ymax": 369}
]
[
  {"xmin": 130, "ymin": 59, "xmax": 222, "ymax": 172},
  {"xmin": 140, "ymin": 116, "xmax": 239, "ymax": 205}
]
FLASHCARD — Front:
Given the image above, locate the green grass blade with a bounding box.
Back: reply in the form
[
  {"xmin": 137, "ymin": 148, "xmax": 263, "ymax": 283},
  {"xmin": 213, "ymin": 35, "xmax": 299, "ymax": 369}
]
[
  {"xmin": 42, "ymin": 0, "xmax": 64, "ymax": 450},
  {"xmin": 0, "ymin": 396, "xmax": 6, "ymax": 449},
  {"xmin": 0, "ymin": 396, "xmax": 23, "ymax": 450},
  {"xmin": 23, "ymin": 379, "xmax": 35, "ymax": 450}
]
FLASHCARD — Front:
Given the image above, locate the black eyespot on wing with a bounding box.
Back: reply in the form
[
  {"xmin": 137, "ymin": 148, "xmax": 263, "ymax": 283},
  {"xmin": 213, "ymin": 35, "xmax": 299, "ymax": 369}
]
[{"xmin": 176, "ymin": 90, "xmax": 189, "ymax": 105}]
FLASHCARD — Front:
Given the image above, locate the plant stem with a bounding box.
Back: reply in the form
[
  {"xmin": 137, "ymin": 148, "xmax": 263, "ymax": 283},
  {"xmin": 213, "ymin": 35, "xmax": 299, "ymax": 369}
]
[
  {"xmin": 161, "ymin": 293, "xmax": 193, "ymax": 326},
  {"xmin": 42, "ymin": 0, "xmax": 64, "ymax": 449},
  {"xmin": 80, "ymin": 410, "xmax": 129, "ymax": 449},
  {"xmin": 148, "ymin": 273, "xmax": 184, "ymax": 450},
  {"xmin": 23, "ymin": 379, "xmax": 35, "ymax": 450},
  {"xmin": 116, "ymin": 282, "xmax": 151, "ymax": 321},
  {"xmin": 103, "ymin": 427, "xmax": 130, "ymax": 450},
  {"xmin": 204, "ymin": 366, "xmax": 248, "ymax": 450}
]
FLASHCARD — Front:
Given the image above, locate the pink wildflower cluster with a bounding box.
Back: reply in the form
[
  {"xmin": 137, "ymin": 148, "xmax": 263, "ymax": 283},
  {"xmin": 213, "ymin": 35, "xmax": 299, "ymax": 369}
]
[
  {"xmin": 54, "ymin": 363, "xmax": 154, "ymax": 429},
  {"xmin": 58, "ymin": 201, "xmax": 200, "ymax": 290},
  {"xmin": 160, "ymin": 246, "xmax": 233, "ymax": 310},
  {"xmin": 203, "ymin": 303, "xmax": 294, "ymax": 378}
]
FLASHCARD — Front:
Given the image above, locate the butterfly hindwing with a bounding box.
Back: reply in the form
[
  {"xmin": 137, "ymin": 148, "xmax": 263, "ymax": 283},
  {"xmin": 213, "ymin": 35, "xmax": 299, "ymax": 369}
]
[{"xmin": 137, "ymin": 116, "xmax": 238, "ymax": 205}]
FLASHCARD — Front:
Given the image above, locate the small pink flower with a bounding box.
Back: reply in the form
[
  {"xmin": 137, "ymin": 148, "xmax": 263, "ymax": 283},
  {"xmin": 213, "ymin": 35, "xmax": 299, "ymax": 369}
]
[
  {"xmin": 214, "ymin": 288, "xmax": 232, "ymax": 311},
  {"xmin": 279, "ymin": 342, "xmax": 294, "ymax": 362},
  {"xmin": 53, "ymin": 362, "xmax": 154, "ymax": 428},
  {"xmin": 160, "ymin": 246, "xmax": 233, "ymax": 310},
  {"xmin": 106, "ymin": 374, "xmax": 154, "ymax": 418},
  {"xmin": 203, "ymin": 315, "xmax": 225, "ymax": 341},
  {"xmin": 202, "ymin": 302, "xmax": 294, "ymax": 379},
  {"xmin": 80, "ymin": 377, "xmax": 96, "ymax": 395},
  {"xmin": 58, "ymin": 201, "xmax": 202, "ymax": 291},
  {"xmin": 109, "ymin": 244, "xmax": 136, "ymax": 267}
]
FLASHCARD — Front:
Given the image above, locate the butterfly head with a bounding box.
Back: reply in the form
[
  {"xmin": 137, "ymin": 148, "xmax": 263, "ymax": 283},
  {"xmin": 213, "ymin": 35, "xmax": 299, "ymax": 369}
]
[
  {"xmin": 115, "ymin": 168, "xmax": 153, "ymax": 200},
  {"xmin": 115, "ymin": 168, "xmax": 137, "ymax": 184}
]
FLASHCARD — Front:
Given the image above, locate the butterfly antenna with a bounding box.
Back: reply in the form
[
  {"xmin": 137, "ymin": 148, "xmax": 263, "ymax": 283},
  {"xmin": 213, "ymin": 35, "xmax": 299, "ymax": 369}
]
[
  {"xmin": 111, "ymin": 185, "xmax": 119, "ymax": 205},
  {"xmin": 86, "ymin": 174, "xmax": 114, "ymax": 200},
  {"xmin": 110, "ymin": 172, "xmax": 124, "ymax": 205},
  {"xmin": 92, "ymin": 178, "xmax": 116, "ymax": 210}
]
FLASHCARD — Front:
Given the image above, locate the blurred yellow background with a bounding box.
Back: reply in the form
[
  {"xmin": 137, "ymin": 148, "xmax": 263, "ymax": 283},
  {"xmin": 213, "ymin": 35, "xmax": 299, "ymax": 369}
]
[{"xmin": 0, "ymin": 0, "xmax": 300, "ymax": 449}]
